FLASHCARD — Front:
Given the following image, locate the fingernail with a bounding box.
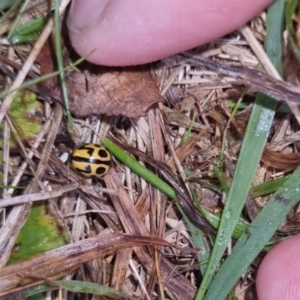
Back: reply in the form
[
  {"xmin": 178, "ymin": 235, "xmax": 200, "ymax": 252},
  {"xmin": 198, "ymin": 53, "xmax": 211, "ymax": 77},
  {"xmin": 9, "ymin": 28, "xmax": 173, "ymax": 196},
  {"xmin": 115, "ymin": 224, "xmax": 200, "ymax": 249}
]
[{"xmin": 67, "ymin": 0, "xmax": 110, "ymax": 33}]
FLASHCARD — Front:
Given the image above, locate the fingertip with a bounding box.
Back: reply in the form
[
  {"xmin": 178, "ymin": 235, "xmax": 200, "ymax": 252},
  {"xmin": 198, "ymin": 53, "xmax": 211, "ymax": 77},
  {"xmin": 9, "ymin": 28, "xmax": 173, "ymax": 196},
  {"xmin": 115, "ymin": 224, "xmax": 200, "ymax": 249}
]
[
  {"xmin": 67, "ymin": 0, "xmax": 112, "ymax": 33},
  {"xmin": 256, "ymin": 235, "xmax": 300, "ymax": 300},
  {"xmin": 67, "ymin": 0, "xmax": 273, "ymax": 66}
]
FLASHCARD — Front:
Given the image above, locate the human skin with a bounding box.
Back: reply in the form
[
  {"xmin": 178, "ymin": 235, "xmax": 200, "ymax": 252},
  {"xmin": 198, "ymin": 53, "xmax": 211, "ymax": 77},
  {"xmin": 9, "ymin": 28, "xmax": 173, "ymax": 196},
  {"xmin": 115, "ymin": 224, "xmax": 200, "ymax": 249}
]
[
  {"xmin": 67, "ymin": 1, "xmax": 300, "ymax": 299},
  {"xmin": 67, "ymin": 0, "xmax": 273, "ymax": 66},
  {"xmin": 256, "ymin": 235, "xmax": 300, "ymax": 300}
]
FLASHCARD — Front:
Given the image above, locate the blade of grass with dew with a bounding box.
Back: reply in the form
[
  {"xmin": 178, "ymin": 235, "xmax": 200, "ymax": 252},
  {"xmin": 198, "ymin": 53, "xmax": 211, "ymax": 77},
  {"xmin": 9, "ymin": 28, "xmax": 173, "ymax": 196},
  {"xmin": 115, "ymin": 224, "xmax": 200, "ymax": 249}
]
[
  {"xmin": 197, "ymin": 95, "xmax": 277, "ymax": 298},
  {"xmin": 202, "ymin": 0, "xmax": 286, "ymax": 299},
  {"xmin": 198, "ymin": 207, "xmax": 250, "ymax": 240},
  {"xmin": 204, "ymin": 165, "xmax": 300, "ymax": 299},
  {"xmin": 192, "ymin": 191, "xmax": 250, "ymax": 240},
  {"xmin": 192, "ymin": 194, "xmax": 247, "ymax": 241},
  {"xmin": 196, "ymin": 1, "xmax": 284, "ymax": 300},
  {"xmin": 188, "ymin": 169, "xmax": 249, "ymax": 239},
  {"xmin": 54, "ymin": 0, "xmax": 73, "ymax": 128}
]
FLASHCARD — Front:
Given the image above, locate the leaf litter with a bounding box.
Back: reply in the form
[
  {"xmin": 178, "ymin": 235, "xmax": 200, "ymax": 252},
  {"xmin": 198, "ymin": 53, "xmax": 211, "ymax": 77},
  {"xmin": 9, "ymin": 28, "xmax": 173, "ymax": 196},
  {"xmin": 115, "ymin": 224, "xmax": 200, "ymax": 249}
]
[{"xmin": 1, "ymin": 2, "xmax": 300, "ymax": 299}]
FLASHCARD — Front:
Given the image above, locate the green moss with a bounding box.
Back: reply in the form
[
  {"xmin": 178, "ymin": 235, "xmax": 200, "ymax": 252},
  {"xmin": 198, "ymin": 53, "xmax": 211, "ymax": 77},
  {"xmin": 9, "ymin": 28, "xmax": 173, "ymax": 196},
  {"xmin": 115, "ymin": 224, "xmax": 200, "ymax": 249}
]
[{"xmin": 0, "ymin": 90, "xmax": 43, "ymax": 149}]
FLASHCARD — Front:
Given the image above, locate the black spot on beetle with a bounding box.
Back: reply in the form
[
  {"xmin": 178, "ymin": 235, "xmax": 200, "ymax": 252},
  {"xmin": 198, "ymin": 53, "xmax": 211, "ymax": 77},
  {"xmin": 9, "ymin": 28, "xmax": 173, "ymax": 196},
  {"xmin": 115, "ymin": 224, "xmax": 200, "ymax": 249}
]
[
  {"xmin": 85, "ymin": 165, "xmax": 92, "ymax": 173},
  {"xmin": 98, "ymin": 149, "xmax": 109, "ymax": 158},
  {"xmin": 78, "ymin": 145, "xmax": 96, "ymax": 156},
  {"xmin": 82, "ymin": 147, "xmax": 94, "ymax": 156},
  {"xmin": 71, "ymin": 156, "xmax": 89, "ymax": 163},
  {"xmin": 75, "ymin": 165, "xmax": 92, "ymax": 174},
  {"xmin": 96, "ymin": 166, "xmax": 107, "ymax": 175}
]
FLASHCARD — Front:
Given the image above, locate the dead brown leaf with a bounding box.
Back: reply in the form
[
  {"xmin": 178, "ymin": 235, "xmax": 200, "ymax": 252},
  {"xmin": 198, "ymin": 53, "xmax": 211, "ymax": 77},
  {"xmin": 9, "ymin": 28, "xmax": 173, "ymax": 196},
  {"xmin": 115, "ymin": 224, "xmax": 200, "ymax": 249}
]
[
  {"xmin": 36, "ymin": 39, "xmax": 163, "ymax": 118},
  {"xmin": 67, "ymin": 67, "xmax": 163, "ymax": 118}
]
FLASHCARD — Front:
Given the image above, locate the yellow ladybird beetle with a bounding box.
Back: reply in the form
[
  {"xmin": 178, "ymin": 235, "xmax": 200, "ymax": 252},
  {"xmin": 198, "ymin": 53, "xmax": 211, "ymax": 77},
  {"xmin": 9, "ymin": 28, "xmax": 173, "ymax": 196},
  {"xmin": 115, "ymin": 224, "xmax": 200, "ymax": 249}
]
[{"xmin": 71, "ymin": 143, "xmax": 111, "ymax": 178}]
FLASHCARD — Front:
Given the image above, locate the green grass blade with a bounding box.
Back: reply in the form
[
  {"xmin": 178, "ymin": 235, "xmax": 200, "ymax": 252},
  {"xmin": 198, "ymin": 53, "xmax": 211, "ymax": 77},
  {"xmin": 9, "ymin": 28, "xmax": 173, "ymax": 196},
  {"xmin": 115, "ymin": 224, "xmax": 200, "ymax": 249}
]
[
  {"xmin": 54, "ymin": 0, "xmax": 73, "ymax": 128},
  {"xmin": 103, "ymin": 137, "xmax": 249, "ymax": 238},
  {"xmin": 177, "ymin": 198, "xmax": 210, "ymax": 274},
  {"xmin": 0, "ymin": 0, "xmax": 20, "ymax": 12},
  {"xmin": 104, "ymin": 137, "xmax": 210, "ymax": 271},
  {"xmin": 212, "ymin": 165, "xmax": 229, "ymax": 194},
  {"xmin": 103, "ymin": 137, "xmax": 176, "ymax": 199},
  {"xmin": 201, "ymin": 0, "xmax": 285, "ymax": 299},
  {"xmin": 266, "ymin": 0, "xmax": 284, "ymax": 72},
  {"xmin": 0, "ymin": 0, "xmax": 22, "ymax": 25},
  {"xmin": 204, "ymin": 166, "xmax": 300, "ymax": 299},
  {"xmin": 0, "ymin": 185, "xmax": 23, "ymax": 189},
  {"xmin": 197, "ymin": 95, "xmax": 277, "ymax": 299},
  {"xmin": 250, "ymin": 176, "xmax": 288, "ymax": 198}
]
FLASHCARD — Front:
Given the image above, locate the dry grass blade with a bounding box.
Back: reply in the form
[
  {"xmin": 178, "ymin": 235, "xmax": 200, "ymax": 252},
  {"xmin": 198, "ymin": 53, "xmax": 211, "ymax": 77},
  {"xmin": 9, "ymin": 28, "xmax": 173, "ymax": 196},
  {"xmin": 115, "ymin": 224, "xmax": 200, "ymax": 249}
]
[
  {"xmin": 0, "ymin": 233, "xmax": 190, "ymax": 297},
  {"xmin": 0, "ymin": 183, "xmax": 78, "ymax": 208},
  {"xmin": 0, "ymin": 105, "xmax": 63, "ymax": 267},
  {"xmin": 104, "ymin": 170, "xmax": 200, "ymax": 299},
  {"xmin": 180, "ymin": 52, "xmax": 300, "ymax": 109}
]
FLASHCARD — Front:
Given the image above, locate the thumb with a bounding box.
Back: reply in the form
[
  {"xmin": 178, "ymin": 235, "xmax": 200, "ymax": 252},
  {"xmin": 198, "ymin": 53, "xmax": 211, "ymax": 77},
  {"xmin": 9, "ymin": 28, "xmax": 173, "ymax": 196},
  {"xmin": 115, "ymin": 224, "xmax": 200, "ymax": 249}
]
[
  {"xmin": 67, "ymin": 0, "xmax": 273, "ymax": 66},
  {"xmin": 256, "ymin": 234, "xmax": 300, "ymax": 299}
]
